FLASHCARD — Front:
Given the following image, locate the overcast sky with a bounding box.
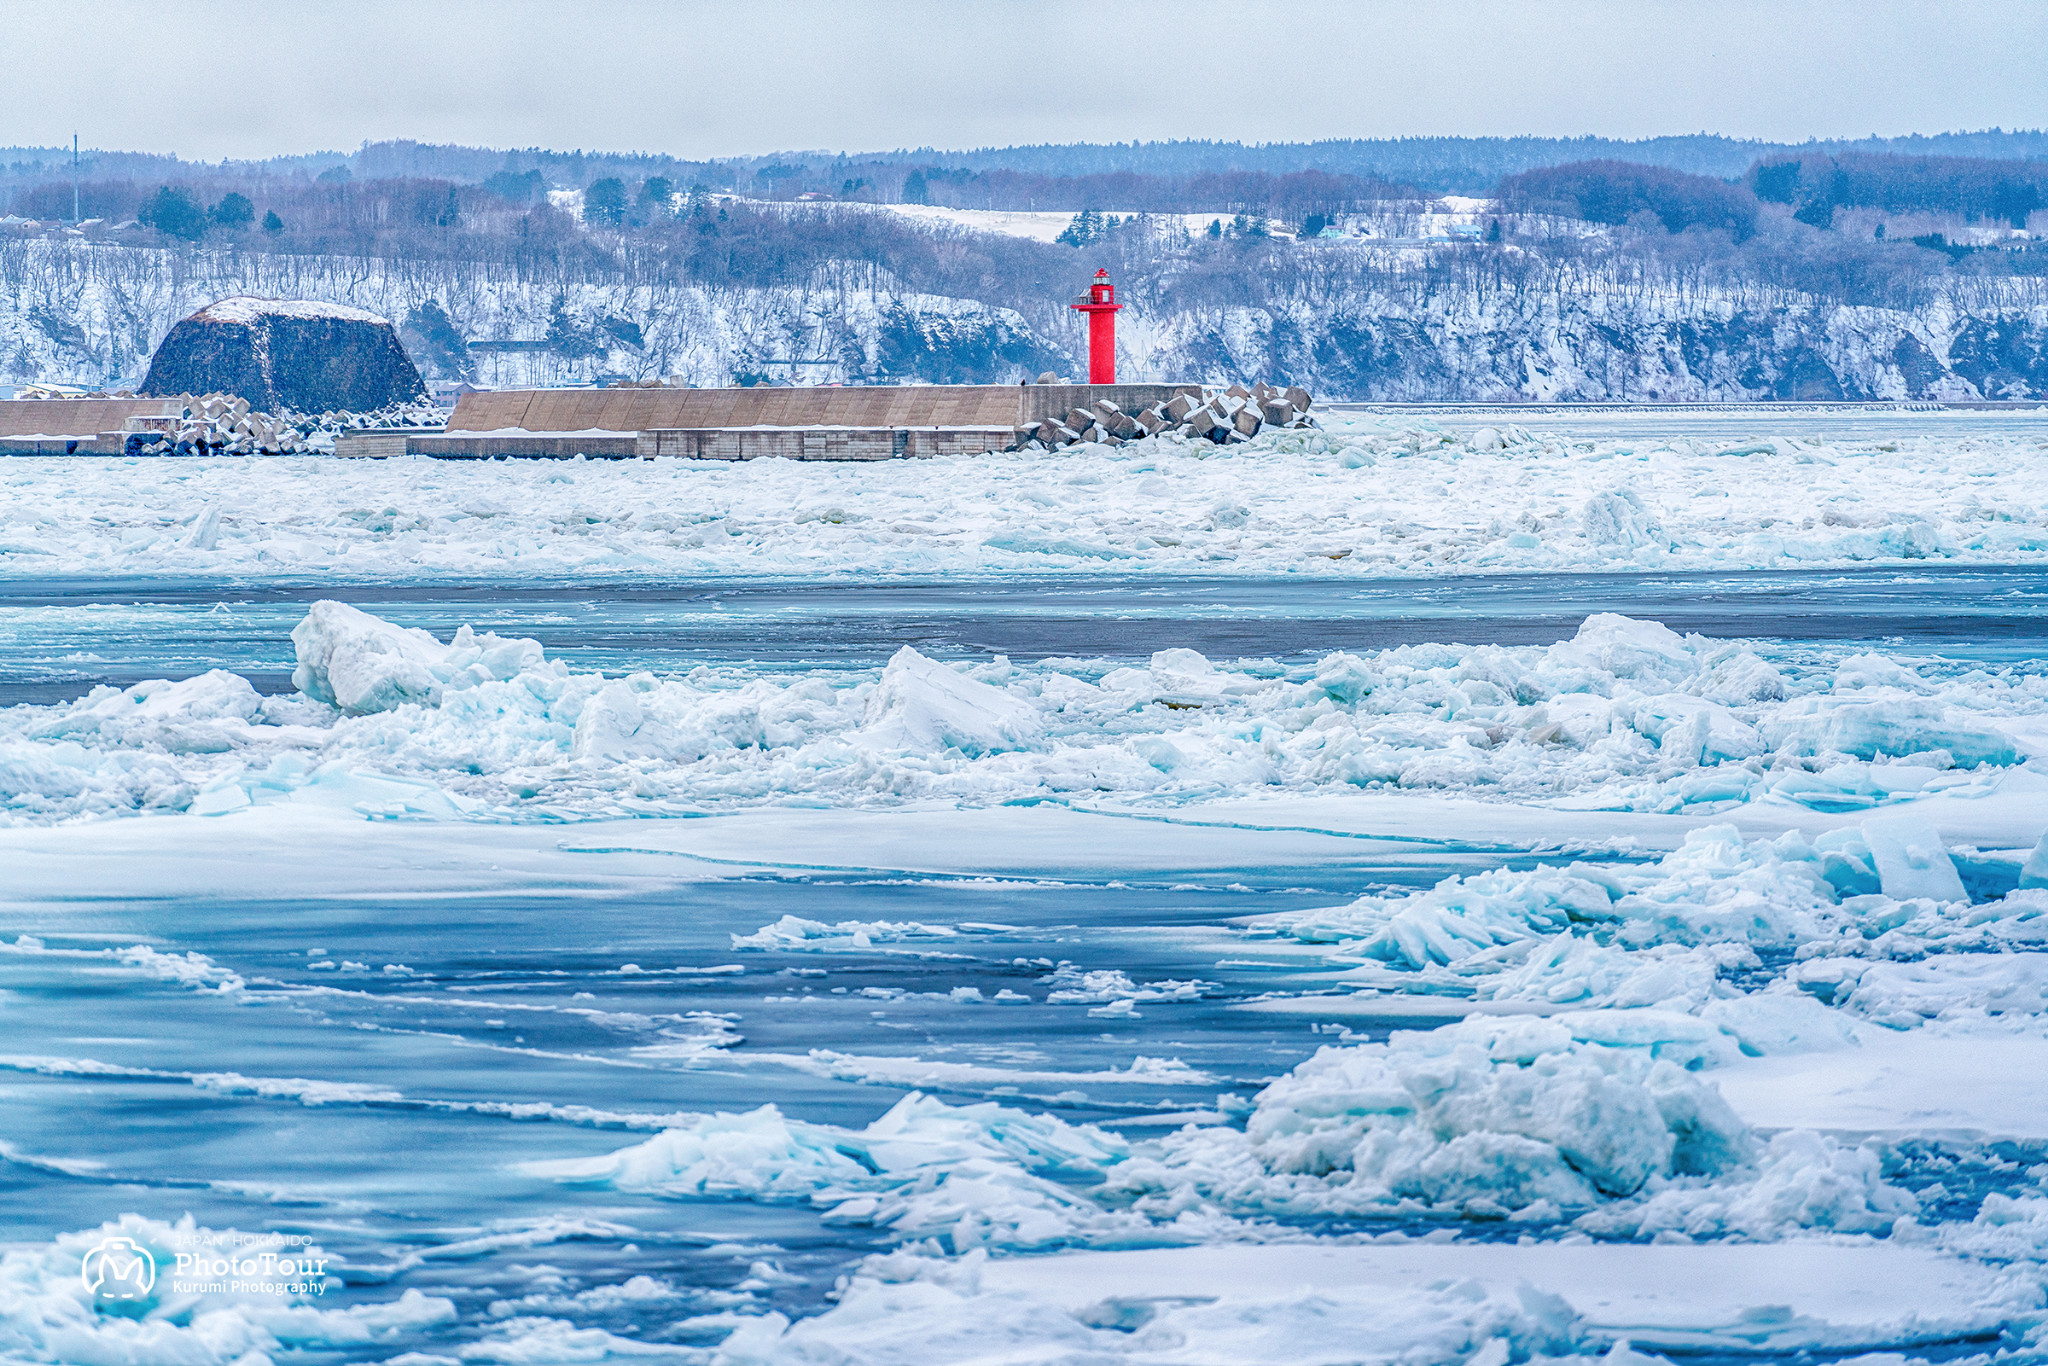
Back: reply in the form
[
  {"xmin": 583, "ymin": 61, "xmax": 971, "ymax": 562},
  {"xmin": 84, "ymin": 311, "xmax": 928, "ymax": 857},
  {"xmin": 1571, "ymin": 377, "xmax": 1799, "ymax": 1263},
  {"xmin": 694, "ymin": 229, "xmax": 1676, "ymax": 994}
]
[{"xmin": 6, "ymin": 0, "xmax": 2043, "ymax": 161}]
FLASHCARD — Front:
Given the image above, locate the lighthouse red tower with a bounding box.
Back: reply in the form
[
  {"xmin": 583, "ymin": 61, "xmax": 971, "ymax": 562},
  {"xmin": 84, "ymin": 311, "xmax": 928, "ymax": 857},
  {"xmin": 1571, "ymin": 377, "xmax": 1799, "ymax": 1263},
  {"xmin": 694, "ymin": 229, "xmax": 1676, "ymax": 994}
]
[{"xmin": 1069, "ymin": 269, "xmax": 1121, "ymax": 384}]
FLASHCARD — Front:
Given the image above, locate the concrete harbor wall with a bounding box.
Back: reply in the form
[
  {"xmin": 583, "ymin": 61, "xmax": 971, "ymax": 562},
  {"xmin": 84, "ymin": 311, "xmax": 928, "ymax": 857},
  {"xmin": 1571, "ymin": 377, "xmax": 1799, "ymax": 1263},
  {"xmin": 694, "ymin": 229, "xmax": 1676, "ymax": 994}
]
[
  {"xmin": 395, "ymin": 383, "xmax": 1205, "ymax": 460},
  {"xmin": 0, "ymin": 398, "xmax": 188, "ymax": 453}
]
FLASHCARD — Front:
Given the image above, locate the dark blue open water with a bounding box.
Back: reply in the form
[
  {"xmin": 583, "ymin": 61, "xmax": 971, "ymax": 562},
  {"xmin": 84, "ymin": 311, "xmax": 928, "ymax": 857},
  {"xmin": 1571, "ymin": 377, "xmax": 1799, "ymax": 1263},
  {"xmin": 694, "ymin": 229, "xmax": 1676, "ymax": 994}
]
[{"xmin": 2, "ymin": 565, "xmax": 2044, "ymax": 703}]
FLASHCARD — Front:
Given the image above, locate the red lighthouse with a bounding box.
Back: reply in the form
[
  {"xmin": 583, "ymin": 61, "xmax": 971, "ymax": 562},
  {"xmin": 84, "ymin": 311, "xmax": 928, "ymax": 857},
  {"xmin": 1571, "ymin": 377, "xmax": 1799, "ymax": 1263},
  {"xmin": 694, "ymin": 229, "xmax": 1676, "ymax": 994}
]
[{"xmin": 1069, "ymin": 269, "xmax": 1121, "ymax": 384}]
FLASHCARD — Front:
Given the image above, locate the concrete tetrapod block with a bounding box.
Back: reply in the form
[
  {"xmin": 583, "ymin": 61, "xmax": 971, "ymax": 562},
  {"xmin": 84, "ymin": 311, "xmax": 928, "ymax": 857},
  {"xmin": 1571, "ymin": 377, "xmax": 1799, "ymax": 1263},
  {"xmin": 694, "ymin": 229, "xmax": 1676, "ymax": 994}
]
[
  {"xmin": 1261, "ymin": 399, "xmax": 1295, "ymax": 427},
  {"xmin": 1285, "ymin": 385, "xmax": 1312, "ymax": 412},
  {"xmin": 1233, "ymin": 406, "xmax": 1264, "ymax": 436}
]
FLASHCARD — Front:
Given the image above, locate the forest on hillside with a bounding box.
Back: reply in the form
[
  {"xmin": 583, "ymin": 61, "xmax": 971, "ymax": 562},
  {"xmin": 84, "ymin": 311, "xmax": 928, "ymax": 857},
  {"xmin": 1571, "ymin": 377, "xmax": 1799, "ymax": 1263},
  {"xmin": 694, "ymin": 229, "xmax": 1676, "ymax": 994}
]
[
  {"xmin": 3, "ymin": 143, "xmax": 2046, "ymax": 400},
  {"xmin": 6, "ymin": 128, "xmax": 2047, "ymax": 201},
  {"xmin": 7, "ymin": 151, "xmax": 2043, "ymax": 315}
]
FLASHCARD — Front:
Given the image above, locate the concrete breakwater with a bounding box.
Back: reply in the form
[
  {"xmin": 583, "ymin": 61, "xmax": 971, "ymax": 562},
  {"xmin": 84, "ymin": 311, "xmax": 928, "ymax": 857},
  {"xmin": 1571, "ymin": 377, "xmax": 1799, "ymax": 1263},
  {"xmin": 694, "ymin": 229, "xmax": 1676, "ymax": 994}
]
[
  {"xmin": 0, "ymin": 382, "xmax": 1322, "ymax": 461},
  {"xmin": 368, "ymin": 382, "xmax": 1318, "ymax": 460}
]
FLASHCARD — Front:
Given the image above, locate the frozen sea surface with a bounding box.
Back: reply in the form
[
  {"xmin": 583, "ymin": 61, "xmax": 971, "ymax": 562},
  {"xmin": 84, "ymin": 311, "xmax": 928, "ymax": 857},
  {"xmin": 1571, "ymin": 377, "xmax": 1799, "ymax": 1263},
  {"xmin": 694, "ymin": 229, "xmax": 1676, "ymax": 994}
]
[
  {"xmin": 2, "ymin": 411, "xmax": 2046, "ymax": 584},
  {"xmin": 6, "ymin": 794, "xmax": 2048, "ymax": 1363},
  {"xmin": 2, "ymin": 418, "xmax": 2047, "ymax": 1363},
  {"xmin": 1332, "ymin": 403, "xmax": 2048, "ymax": 444}
]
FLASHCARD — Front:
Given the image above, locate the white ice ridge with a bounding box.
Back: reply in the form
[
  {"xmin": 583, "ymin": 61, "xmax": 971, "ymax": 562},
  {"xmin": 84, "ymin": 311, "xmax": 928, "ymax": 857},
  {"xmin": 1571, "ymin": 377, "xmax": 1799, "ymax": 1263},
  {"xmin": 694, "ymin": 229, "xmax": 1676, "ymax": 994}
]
[
  {"xmin": 1250, "ymin": 822, "xmax": 2048, "ymax": 1020},
  {"xmin": 529, "ymin": 1014, "xmax": 1921, "ymax": 1252},
  {"xmin": 289, "ymin": 599, "xmax": 544, "ymax": 713},
  {"xmin": 0, "ymin": 603, "xmax": 2043, "ymax": 826},
  {"xmin": 1, "ymin": 420, "xmax": 2047, "ymax": 580}
]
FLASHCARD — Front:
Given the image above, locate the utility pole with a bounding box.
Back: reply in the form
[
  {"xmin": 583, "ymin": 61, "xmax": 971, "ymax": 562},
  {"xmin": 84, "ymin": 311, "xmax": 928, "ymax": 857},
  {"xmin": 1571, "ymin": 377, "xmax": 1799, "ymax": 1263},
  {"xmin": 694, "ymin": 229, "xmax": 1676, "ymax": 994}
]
[{"xmin": 72, "ymin": 133, "xmax": 79, "ymax": 224}]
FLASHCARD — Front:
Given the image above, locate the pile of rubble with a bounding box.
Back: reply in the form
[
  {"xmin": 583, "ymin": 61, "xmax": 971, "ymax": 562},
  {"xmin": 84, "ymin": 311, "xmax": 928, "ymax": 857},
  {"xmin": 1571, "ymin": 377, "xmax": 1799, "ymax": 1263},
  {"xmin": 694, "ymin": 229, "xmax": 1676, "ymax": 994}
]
[
  {"xmin": 129, "ymin": 395, "xmax": 446, "ymax": 456},
  {"xmin": 1015, "ymin": 383, "xmax": 1315, "ymax": 450}
]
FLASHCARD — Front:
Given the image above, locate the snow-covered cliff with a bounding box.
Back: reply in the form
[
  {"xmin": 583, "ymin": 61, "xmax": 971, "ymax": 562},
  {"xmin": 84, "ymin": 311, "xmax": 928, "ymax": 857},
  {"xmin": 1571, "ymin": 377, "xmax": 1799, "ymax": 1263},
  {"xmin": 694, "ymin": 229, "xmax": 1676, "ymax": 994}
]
[{"xmin": 2, "ymin": 238, "xmax": 2044, "ymax": 400}]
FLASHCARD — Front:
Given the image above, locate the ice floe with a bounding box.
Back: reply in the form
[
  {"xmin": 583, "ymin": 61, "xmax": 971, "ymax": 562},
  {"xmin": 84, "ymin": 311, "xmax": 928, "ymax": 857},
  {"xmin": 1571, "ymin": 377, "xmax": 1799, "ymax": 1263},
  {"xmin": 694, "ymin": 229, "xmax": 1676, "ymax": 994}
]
[
  {"xmin": 0, "ymin": 604, "xmax": 2041, "ymax": 826},
  {"xmin": 3, "ymin": 420, "xmax": 2047, "ymax": 581},
  {"xmin": 523, "ymin": 1092, "xmax": 1167, "ymax": 1253},
  {"xmin": 713, "ymin": 1239, "xmax": 2022, "ymax": 1365},
  {"xmin": 9, "ymin": 445, "xmax": 2048, "ymax": 1365},
  {"xmin": 290, "ymin": 598, "xmax": 545, "ymax": 713},
  {"xmin": 1246, "ymin": 824, "xmax": 2048, "ymax": 1066},
  {"xmin": 530, "ymin": 1009, "xmax": 1925, "ymax": 1261}
]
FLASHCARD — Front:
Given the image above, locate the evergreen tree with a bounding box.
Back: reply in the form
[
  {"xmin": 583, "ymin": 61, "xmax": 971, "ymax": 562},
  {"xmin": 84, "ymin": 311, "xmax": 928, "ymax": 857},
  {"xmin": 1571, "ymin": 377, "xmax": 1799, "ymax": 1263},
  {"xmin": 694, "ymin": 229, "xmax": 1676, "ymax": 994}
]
[
  {"xmin": 1057, "ymin": 208, "xmax": 1109, "ymax": 246},
  {"xmin": 484, "ymin": 169, "xmax": 545, "ymax": 205},
  {"xmin": 639, "ymin": 177, "xmax": 675, "ymax": 217},
  {"xmin": 1752, "ymin": 161, "xmax": 1801, "ymax": 204},
  {"xmin": 138, "ymin": 186, "xmax": 207, "ymax": 240},
  {"xmin": 210, "ymin": 192, "xmax": 255, "ymax": 230},
  {"xmin": 584, "ymin": 178, "xmax": 628, "ymax": 226}
]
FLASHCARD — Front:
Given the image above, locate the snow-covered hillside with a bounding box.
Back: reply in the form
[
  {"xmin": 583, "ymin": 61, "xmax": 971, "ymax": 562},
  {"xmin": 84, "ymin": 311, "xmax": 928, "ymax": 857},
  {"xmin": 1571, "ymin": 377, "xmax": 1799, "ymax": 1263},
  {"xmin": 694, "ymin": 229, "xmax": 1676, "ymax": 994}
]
[
  {"xmin": 0, "ymin": 240, "xmax": 1061, "ymax": 391},
  {"xmin": 1140, "ymin": 289, "xmax": 2048, "ymax": 402},
  {"xmin": 2, "ymin": 237, "xmax": 2046, "ymax": 399}
]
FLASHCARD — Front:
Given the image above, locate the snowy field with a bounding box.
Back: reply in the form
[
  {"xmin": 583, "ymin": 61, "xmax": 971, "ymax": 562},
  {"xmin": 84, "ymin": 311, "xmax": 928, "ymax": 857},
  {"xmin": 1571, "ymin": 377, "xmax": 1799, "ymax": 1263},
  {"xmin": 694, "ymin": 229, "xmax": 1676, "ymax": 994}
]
[{"xmin": 3, "ymin": 410, "xmax": 2048, "ymax": 1363}]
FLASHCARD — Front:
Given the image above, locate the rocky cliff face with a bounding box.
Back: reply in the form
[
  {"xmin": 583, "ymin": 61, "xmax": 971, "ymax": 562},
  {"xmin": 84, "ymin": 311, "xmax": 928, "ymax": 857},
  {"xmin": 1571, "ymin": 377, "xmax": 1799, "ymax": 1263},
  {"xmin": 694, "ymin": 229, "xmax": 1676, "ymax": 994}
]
[{"xmin": 139, "ymin": 297, "xmax": 428, "ymax": 412}]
